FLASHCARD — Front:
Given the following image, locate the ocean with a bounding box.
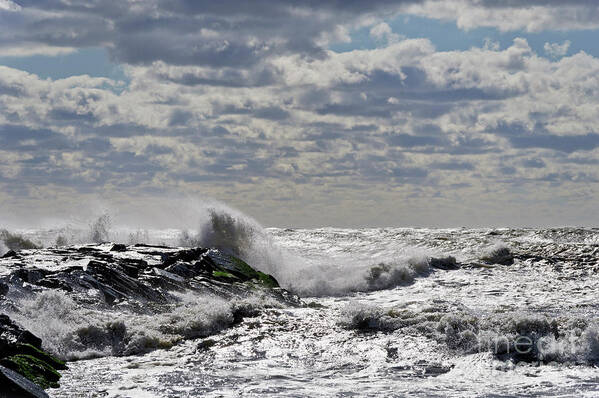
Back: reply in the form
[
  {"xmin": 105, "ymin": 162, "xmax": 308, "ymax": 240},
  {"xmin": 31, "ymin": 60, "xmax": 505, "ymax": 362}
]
[{"xmin": 2, "ymin": 213, "xmax": 599, "ymax": 397}]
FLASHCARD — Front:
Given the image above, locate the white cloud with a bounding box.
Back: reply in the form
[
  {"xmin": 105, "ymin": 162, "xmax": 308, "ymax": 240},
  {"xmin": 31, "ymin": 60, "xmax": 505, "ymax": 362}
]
[
  {"xmin": 544, "ymin": 40, "xmax": 571, "ymax": 58},
  {"xmin": 0, "ymin": 0, "xmax": 20, "ymax": 11},
  {"xmin": 403, "ymin": 0, "xmax": 599, "ymax": 32},
  {"xmin": 369, "ymin": 22, "xmax": 402, "ymax": 45},
  {"xmin": 2, "ymin": 1, "xmax": 599, "ymax": 225}
]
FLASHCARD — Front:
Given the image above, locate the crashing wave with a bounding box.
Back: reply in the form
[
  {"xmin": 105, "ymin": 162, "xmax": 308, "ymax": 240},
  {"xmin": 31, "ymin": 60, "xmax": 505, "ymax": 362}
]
[
  {"xmin": 7, "ymin": 290, "xmax": 283, "ymax": 361},
  {"xmin": 339, "ymin": 304, "xmax": 599, "ymax": 365},
  {"xmin": 1, "ymin": 203, "xmax": 457, "ymax": 297},
  {"xmin": 480, "ymin": 242, "xmax": 514, "ymax": 265}
]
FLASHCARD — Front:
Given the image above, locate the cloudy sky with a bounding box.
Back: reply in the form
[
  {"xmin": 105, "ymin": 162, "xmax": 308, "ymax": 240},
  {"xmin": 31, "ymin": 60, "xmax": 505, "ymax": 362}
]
[{"xmin": 1, "ymin": 0, "xmax": 599, "ymax": 228}]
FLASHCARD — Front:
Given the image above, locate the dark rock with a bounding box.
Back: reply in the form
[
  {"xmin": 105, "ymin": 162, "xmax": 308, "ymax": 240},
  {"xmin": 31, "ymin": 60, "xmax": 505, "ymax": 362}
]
[
  {"xmin": 161, "ymin": 248, "xmax": 208, "ymax": 268},
  {"xmin": 204, "ymin": 250, "xmax": 280, "ymax": 288},
  {"xmin": 90, "ymin": 253, "xmax": 114, "ymax": 262},
  {"xmin": 1, "ymin": 355, "xmax": 61, "ymax": 389},
  {"xmin": 196, "ymin": 339, "xmax": 216, "ymax": 351},
  {"xmin": 481, "ymin": 247, "xmax": 514, "ymax": 265},
  {"xmin": 86, "ymin": 261, "xmax": 165, "ymax": 304},
  {"xmin": 429, "ymin": 256, "xmax": 459, "ymax": 270},
  {"xmin": 110, "ymin": 244, "xmax": 127, "ymax": 252},
  {"xmin": 0, "ymin": 315, "xmax": 64, "ymax": 392},
  {"xmin": 77, "ymin": 246, "xmax": 101, "ymax": 253},
  {"xmin": 9, "ymin": 345, "xmax": 65, "ymax": 371},
  {"xmin": 1, "ymin": 250, "xmax": 17, "ymax": 259},
  {"xmin": 0, "ymin": 365, "xmax": 49, "ymax": 398},
  {"xmin": 134, "ymin": 243, "xmax": 171, "ymax": 249},
  {"xmin": 2, "ymin": 244, "xmax": 295, "ymax": 322},
  {"xmin": 0, "ymin": 314, "xmax": 42, "ymax": 353},
  {"xmin": 231, "ymin": 304, "xmax": 261, "ymax": 324},
  {"xmin": 152, "ymin": 267, "xmax": 185, "ymax": 284},
  {"xmin": 13, "ymin": 269, "xmax": 48, "ymax": 285},
  {"xmin": 0, "ymin": 243, "xmax": 300, "ymax": 391},
  {"xmin": 116, "ymin": 258, "xmax": 148, "ymax": 276},
  {"xmin": 34, "ymin": 278, "xmax": 73, "ymax": 292},
  {"xmin": 117, "ymin": 263, "xmax": 139, "ymax": 278},
  {"xmin": 164, "ymin": 262, "xmax": 199, "ymax": 278}
]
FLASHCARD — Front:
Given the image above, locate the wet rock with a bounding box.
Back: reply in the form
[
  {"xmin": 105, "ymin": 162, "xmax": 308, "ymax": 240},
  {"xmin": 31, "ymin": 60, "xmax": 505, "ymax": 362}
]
[
  {"xmin": 86, "ymin": 260, "xmax": 166, "ymax": 304},
  {"xmin": 0, "ymin": 243, "xmax": 299, "ymax": 391},
  {"xmin": 429, "ymin": 256, "xmax": 459, "ymax": 270},
  {"xmin": 134, "ymin": 243, "xmax": 171, "ymax": 249},
  {"xmin": 76, "ymin": 246, "xmax": 101, "ymax": 254},
  {"xmin": 117, "ymin": 262, "xmax": 139, "ymax": 278},
  {"xmin": 161, "ymin": 248, "xmax": 207, "ymax": 268},
  {"xmin": 196, "ymin": 339, "xmax": 216, "ymax": 351},
  {"xmin": 0, "ymin": 315, "xmax": 65, "ymax": 392},
  {"xmin": 0, "ymin": 354, "xmax": 61, "ymax": 389},
  {"xmin": 8, "ymin": 345, "xmax": 65, "ymax": 371},
  {"xmin": 0, "ymin": 244, "xmax": 295, "ymax": 309},
  {"xmin": 1, "ymin": 250, "xmax": 18, "ymax": 258},
  {"xmin": 13, "ymin": 269, "xmax": 48, "ymax": 285},
  {"xmin": 34, "ymin": 278, "xmax": 73, "ymax": 292},
  {"xmin": 0, "ymin": 365, "xmax": 49, "ymax": 398},
  {"xmin": 109, "ymin": 244, "xmax": 127, "ymax": 252},
  {"xmin": 0, "ymin": 315, "xmax": 42, "ymax": 352},
  {"xmin": 164, "ymin": 262, "xmax": 200, "ymax": 278},
  {"xmin": 152, "ymin": 267, "xmax": 185, "ymax": 284},
  {"xmin": 481, "ymin": 246, "xmax": 514, "ymax": 265},
  {"xmin": 204, "ymin": 250, "xmax": 280, "ymax": 288}
]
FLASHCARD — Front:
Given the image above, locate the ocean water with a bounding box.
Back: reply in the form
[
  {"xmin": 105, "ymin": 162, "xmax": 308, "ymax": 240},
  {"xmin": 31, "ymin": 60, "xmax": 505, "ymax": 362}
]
[{"xmin": 2, "ymin": 217, "xmax": 599, "ymax": 397}]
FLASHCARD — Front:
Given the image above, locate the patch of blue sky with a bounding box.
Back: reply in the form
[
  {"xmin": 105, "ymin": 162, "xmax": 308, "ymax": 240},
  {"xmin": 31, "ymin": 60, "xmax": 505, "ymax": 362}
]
[
  {"xmin": 330, "ymin": 15, "xmax": 599, "ymax": 59},
  {"xmin": 0, "ymin": 47, "xmax": 129, "ymax": 89}
]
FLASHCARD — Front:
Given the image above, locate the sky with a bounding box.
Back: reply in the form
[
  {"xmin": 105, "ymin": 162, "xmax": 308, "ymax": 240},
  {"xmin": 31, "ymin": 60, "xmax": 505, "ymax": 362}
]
[{"xmin": 1, "ymin": 0, "xmax": 599, "ymax": 228}]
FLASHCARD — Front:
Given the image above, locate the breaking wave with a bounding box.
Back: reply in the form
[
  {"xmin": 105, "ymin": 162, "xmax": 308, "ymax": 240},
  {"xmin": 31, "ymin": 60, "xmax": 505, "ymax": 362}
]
[
  {"xmin": 168, "ymin": 205, "xmax": 453, "ymax": 296},
  {"xmin": 339, "ymin": 303, "xmax": 599, "ymax": 364},
  {"xmin": 1, "ymin": 201, "xmax": 453, "ymax": 297},
  {"xmin": 7, "ymin": 290, "xmax": 282, "ymax": 361}
]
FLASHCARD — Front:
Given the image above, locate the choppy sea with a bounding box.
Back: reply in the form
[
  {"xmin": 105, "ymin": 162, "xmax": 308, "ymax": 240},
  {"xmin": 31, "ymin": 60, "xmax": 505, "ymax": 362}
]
[{"xmin": 2, "ymin": 219, "xmax": 599, "ymax": 397}]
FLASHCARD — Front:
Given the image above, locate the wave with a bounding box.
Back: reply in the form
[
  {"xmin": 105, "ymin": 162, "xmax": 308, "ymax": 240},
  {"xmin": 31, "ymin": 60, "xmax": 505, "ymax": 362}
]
[
  {"xmin": 172, "ymin": 206, "xmax": 457, "ymax": 296},
  {"xmin": 1, "ymin": 201, "xmax": 456, "ymax": 297},
  {"xmin": 339, "ymin": 303, "xmax": 599, "ymax": 364},
  {"xmin": 7, "ymin": 290, "xmax": 283, "ymax": 361}
]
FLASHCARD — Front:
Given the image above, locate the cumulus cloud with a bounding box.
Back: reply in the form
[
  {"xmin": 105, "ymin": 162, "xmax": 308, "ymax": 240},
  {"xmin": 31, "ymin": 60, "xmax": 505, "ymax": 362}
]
[
  {"xmin": 3, "ymin": 0, "xmax": 599, "ymax": 63},
  {"xmin": 403, "ymin": 0, "xmax": 599, "ymax": 32},
  {"xmin": 1, "ymin": 1, "xmax": 599, "ymax": 226},
  {"xmin": 1, "ymin": 0, "xmax": 419, "ymax": 63},
  {"xmin": 544, "ymin": 40, "xmax": 571, "ymax": 58},
  {"xmin": 369, "ymin": 22, "xmax": 402, "ymax": 45},
  {"xmin": 0, "ymin": 0, "xmax": 20, "ymax": 11},
  {"xmin": 2, "ymin": 38, "xmax": 599, "ymax": 198}
]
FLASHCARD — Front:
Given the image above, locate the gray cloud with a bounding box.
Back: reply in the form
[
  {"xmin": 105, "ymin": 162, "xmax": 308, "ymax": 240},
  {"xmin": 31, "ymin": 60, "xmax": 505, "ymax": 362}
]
[
  {"xmin": 2, "ymin": 2, "xmax": 599, "ymax": 226},
  {"xmin": 493, "ymin": 122, "xmax": 599, "ymax": 153}
]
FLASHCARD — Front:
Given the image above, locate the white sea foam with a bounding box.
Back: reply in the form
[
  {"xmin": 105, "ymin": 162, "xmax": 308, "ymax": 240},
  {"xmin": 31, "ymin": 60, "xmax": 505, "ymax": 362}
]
[
  {"xmin": 13, "ymin": 224, "xmax": 599, "ymax": 397},
  {"xmin": 339, "ymin": 302, "xmax": 599, "ymax": 365},
  {"xmin": 8, "ymin": 290, "xmax": 280, "ymax": 361}
]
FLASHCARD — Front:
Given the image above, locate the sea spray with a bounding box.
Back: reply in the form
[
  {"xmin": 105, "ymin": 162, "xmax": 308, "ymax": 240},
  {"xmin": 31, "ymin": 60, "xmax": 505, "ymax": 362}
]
[
  {"xmin": 0, "ymin": 202, "xmax": 453, "ymax": 297},
  {"xmin": 339, "ymin": 302, "xmax": 599, "ymax": 365},
  {"xmin": 7, "ymin": 290, "xmax": 282, "ymax": 361},
  {"xmin": 0, "ymin": 239, "xmax": 7, "ymax": 256},
  {"xmin": 174, "ymin": 206, "xmax": 445, "ymax": 296}
]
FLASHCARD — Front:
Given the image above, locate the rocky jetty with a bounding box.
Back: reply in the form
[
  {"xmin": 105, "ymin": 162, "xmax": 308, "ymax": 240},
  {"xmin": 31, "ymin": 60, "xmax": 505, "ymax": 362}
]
[
  {"xmin": 0, "ymin": 314, "xmax": 65, "ymax": 397},
  {"xmin": 0, "ymin": 243, "xmax": 298, "ymax": 395}
]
